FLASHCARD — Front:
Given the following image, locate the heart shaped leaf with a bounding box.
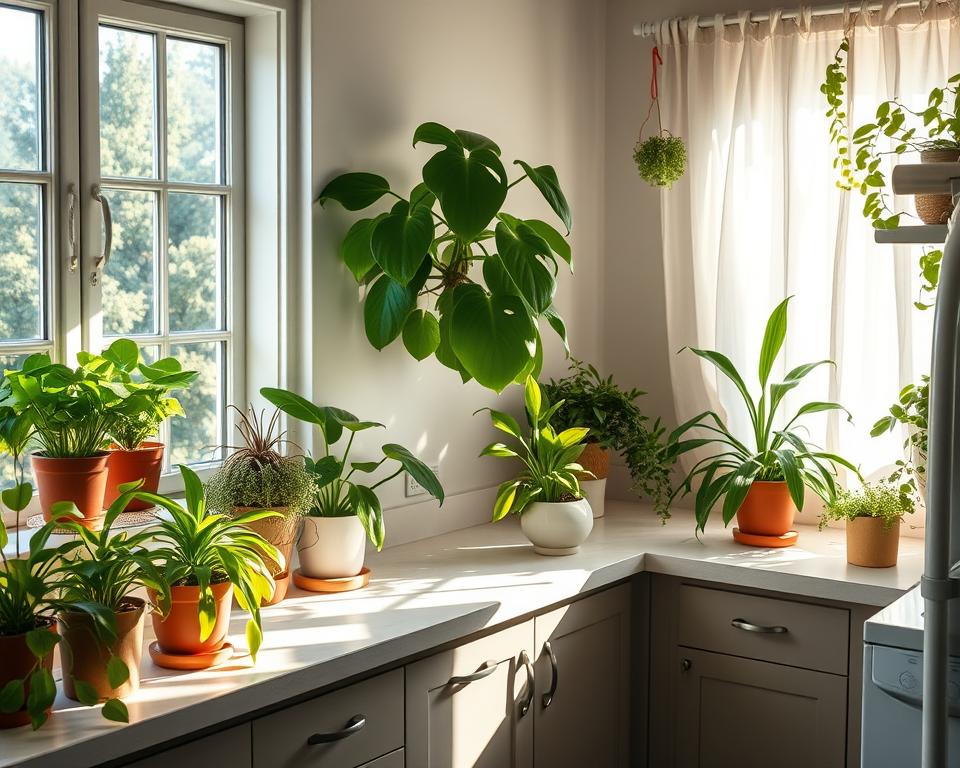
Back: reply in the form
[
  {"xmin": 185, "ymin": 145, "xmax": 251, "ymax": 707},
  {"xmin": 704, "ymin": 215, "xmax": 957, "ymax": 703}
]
[
  {"xmin": 371, "ymin": 200, "xmax": 435, "ymax": 286},
  {"xmin": 402, "ymin": 310, "xmax": 441, "ymax": 361},
  {"xmin": 493, "ymin": 222, "xmax": 556, "ymax": 313},
  {"xmin": 318, "ymin": 172, "xmax": 390, "ymax": 211},
  {"xmin": 423, "ymin": 148, "xmax": 507, "ymax": 240},
  {"xmin": 515, "ymin": 161, "xmax": 572, "ymax": 233},
  {"xmin": 340, "ymin": 216, "xmax": 383, "ymax": 283},
  {"xmin": 450, "ymin": 285, "xmax": 537, "ymax": 392},
  {"xmin": 363, "ymin": 275, "xmax": 416, "ymax": 350}
]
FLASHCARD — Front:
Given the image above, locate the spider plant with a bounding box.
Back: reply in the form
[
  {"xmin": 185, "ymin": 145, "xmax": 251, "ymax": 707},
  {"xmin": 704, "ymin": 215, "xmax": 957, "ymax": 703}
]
[{"xmin": 668, "ymin": 297, "xmax": 859, "ymax": 534}]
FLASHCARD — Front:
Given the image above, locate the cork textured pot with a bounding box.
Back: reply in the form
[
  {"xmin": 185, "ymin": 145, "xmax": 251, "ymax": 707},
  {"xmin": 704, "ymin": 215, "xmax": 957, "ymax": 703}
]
[
  {"xmin": 104, "ymin": 442, "xmax": 164, "ymax": 512},
  {"xmin": 32, "ymin": 452, "xmax": 109, "ymax": 529},
  {"xmin": 915, "ymin": 149, "xmax": 960, "ymax": 224},
  {"xmin": 576, "ymin": 443, "xmax": 610, "ymax": 481},
  {"xmin": 735, "ymin": 481, "xmax": 796, "ymax": 537},
  {"xmin": 846, "ymin": 517, "xmax": 900, "ymax": 568},
  {"xmin": 58, "ymin": 597, "xmax": 144, "ymax": 701},
  {"xmin": 0, "ymin": 620, "xmax": 56, "ymax": 729},
  {"xmin": 149, "ymin": 581, "xmax": 233, "ymax": 656}
]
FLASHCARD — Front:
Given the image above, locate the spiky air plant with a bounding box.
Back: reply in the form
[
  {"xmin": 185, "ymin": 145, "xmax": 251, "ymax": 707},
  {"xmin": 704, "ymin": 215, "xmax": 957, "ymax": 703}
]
[{"xmin": 223, "ymin": 406, "xmax": 291, "ymax": 471}]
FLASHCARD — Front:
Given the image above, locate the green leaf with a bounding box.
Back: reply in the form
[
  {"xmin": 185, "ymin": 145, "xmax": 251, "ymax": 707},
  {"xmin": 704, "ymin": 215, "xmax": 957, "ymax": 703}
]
[
  {"xmin": 371, "ymin": 200, "xmax": 435, "ymax": 286},
  {"xmin": 493, "ymin": 222, "xmax": 556, "ymax": 313},
  {"xmin": 0, "ymin": 680, "xmax": 24, "ymax": 713},
  {"xmin": 758, "ymin": 297, "xmax": 790, "ymax": 388},
  {"xmin": 0, "ymin": 520, "xmax": 6, "ymax": 551},
  {"xmin": 720, "ymin": 462, "xmax": 759, "ymax": 526},
  {"xmin": 349, "ymin": 484, "xmax": 385, "ymax": 549},
  {"xmin": 246, "ymin": 619, "xmax": 263, "ymax": 664},
  {"xmin": 25, "ymin": 629, "xmax": 59, "ymax": 660},
  {"xmin": 179, "ymin": 464, "xmax": 204, "ymax": 517},
  {"xmin": 103, "ymin": 338, "xmax": 139, "ymax": 371},
  {"xmin": 524, "ymin": 375, "xmax": 542, "ymax": 422},
  {"xmin": 480, "ymin": 442, "xmax": 519, "ymax": 458},
  {"xmin": 483, "ymin": 408, "xmax": 523, "ymax": 439},
  {"xmin": 73, "ymin": 679, "xmax": 101, "ymax": 707},
  {"xmin": 412, "ymin": 121, "xmax": 461, "ymax": 150},
  {"xmin": 493, "ymin": 480, "xmax": 521, "ymax": 521},
  {"xmin": 450, "ymin": 285, "xmax": 537, "ymax": 392},
  {"xmin": 317, "ymin": 172, "xmax": 391, "ymax": 210},
  {"xmin": 382, "ymin": 444, "xmax": 444, "ymax": 502},
  {"xmin": 310, "ymin": 455, "xmax": 343, "ymax": 487},
  {"xmin": 523, "ymin": 219, "xmax": 572, "ymax": 271},
  {"xmin": 340, "ymin": 216, "xmax": 382, "ymax": 283},
  {"xmin": 687, "ymin": 348, "xmax": 757, "ymax": 422},
  {"xmin": 514, "ymin": 161, "xmax": 572, "ymax": 233},
  {"xmin": 101, "ymin": 698, "xmax": 129, "ymax": 723},
  {"xmin": 402, "ymin": 310, "xmax": 441, "ymax": 361},
  {"xmin": 542, "ymin": 306, "xmax": 569, "ymax": 352},
  {"xmin": 556, "ymin": 427, "xmax": 590, "ymax": 447},
  {"xmin": 423, "ymin": 147, "xmax": 507, "ymax": 240},
  {"xmin": 26, "ymin": 669, "xmax": 55, "ymax": 725},
  {"xmin": 107, "ymin": 656, "xmax": 129, "ymax": 690},
  {"xmin": 260, "ymin": 387, "xmax": 346, "ymax": 446},
  {"xmin": 364, "ymin": 274, "xmax": 416, "ymax": 350},
  {"xmin": 773, "ymin": 450, "xmax": 806, "ymax": 510}
]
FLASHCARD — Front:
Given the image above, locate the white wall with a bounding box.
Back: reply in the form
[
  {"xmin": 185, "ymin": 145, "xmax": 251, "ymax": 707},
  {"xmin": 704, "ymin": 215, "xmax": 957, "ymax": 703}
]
[{"xmin": 303, "ymin": 0, "xmax": 606, "ymax": 545}]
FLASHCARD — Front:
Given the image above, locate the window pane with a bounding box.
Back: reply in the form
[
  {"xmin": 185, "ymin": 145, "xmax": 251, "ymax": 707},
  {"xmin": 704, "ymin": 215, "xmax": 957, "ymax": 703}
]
[
  {"xmin": 99, "ymin": 25, "xmax": 156, "ymax": 179},
  {"xmin": 167, "ymin": 38, "xmax": 223, "ymax": 184},
  {"xmin": 168, "ymin": 193, "xmax": 222, "ymax": 332},
  {"xmin": 169, "ymin": 341, "xmax": 223, "ymax": 466},
  {"xmin": 102, "ymin": 188, "xmax": 157, "ymax": 336},
  {"xmin": 0, "ymin": 183, "xmax": 42, "ymax": 342},
  {"xmin": 0, "ymin": 6, "xmax": 41, "ymax": 171}
]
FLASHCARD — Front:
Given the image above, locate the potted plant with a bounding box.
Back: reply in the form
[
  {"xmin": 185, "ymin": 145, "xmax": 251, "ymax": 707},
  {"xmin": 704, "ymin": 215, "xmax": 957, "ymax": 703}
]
[
  {"xmin": 668, "ymin": 297, "xmax": 858, "ymax": 545},
  {"xmin": 80, "ymin": 339, "xmax": 197, "ymax": 512},
  {"xmin": 542, "ymin": 359, "xmax": 674, "ymax": 520},
  {"xmin": 479, "ymin": 376, "xmax": 593, "ymax": 556},
  {"xmin": 137, "ymin": 465, "xmax": 278, "ymax": 669},
  {"xmin": 0, "ymin": 405, "xmax": 35, "ymax": 553},
  {"xmin": 52, "ymin": 487, "xmax": 166, "ymax": 718},
  {"xmin": 317, "ymin": 121, "xmax": 574, "ymax": 392},
  {"xmin": 205, "ymin": 407, "xmax": 315, "ymax": 605},
  {"xmin": 261, "ymin": 387, "xmax": 443, "ymax": 587},
  {"xmin": 1, "ymin": 353, "xmax": 124, "ymax": 528},
  {"xmin": 819, "ymin": 483, "xmax": 912, "ymax": 568},
  {"xmin": 824, "ymin": 41, "xmax": 960, "ymax": 227},
  {"xmin": 0, "ymin": 518, "xmax": 66, "ymax": 729}
]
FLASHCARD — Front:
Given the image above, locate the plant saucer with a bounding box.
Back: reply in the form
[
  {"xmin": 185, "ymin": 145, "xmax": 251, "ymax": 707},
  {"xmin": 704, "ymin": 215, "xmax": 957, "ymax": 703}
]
[
  {"xmin": 149, "ymin": 641, "xmax": 234, "ymax": 670},
  {"xmin": 732, "ymin": 528, "xmax": 799, "ymax": 548},
  {"xmin": 292, "ymin": 567, "xmax": 371, "ymax": 593}
]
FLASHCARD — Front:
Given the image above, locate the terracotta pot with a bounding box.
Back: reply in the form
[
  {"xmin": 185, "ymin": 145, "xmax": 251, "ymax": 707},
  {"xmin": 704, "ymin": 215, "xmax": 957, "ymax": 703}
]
[
  {"xmin": 232, "ymin": 507, "xmax": 300, "ymax": 606},
  {"xmin": 576, "ymin": 443, "xmax": 610, "ymax": 481},
  {"xmin": 0, "ymin": 619, "xmax": 56, "ymax": 729},
  {"xmin": 298, "ymin": 515, "xmax": 366, "ymax": 579},
  {"xmin": 915, "ymin": 149, "xmax": 960, "ymax": 225},
  {"xmin": 57, "ymin": 597, "xmax": 144, "ymax": 701},
  {"xmin": 735, "ymin": 481, "xmax": 796, "ymax": 537},
  {"xmin": 104, "ymin": 442, "xmax": 164, "ymax": 512},
  {"xmin": 148, "ymin": 581, "xmax": 233, "ymax": 656},
  {"xmin": 847, "ymin": 517, "xmax": 900, "ymax": 568},
  {"xmin": 31, "ymin": 452, "xmax": 109, "ymax": 530}
]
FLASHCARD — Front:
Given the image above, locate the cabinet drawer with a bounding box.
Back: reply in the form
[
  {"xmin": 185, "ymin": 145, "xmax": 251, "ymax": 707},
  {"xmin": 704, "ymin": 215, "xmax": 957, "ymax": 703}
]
[
  {"xmin": 253, "ymin": 669, "xmax": 403, "ymax": 768},
  {"xmin": 677, "ymin": 584, "xmax": 849, "ymax": 675}
]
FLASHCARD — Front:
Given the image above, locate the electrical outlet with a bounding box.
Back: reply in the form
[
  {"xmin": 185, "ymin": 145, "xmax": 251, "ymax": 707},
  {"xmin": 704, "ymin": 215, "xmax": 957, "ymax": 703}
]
[{"xmin": 405, "ymin": 464, "xmax": 440, "ymax": 498}]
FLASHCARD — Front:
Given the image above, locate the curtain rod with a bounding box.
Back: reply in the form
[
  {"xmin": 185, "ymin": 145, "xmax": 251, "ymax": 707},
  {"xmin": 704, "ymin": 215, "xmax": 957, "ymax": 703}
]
[{"xmin": 633, "ymin": 0, "xmax": 931, "ymax": 37}]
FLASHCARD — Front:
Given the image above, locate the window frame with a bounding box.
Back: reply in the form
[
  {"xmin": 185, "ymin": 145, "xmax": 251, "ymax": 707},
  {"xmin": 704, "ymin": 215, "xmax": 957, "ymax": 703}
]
[{"xmin": 77, "ymin": 0, "xmax": 246, "ymax": 489}]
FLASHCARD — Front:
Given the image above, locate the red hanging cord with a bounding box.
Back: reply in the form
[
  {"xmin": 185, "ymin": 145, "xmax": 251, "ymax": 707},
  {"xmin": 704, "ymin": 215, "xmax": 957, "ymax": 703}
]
[{"xmin": 650, "ymin": 46, "xmax": 663, "ymax": 101}]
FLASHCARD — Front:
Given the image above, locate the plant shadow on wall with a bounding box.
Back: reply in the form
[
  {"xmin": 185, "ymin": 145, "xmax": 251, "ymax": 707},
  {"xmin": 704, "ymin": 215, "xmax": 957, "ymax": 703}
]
[
  {"xmin": 667, "ymin": 297, "xmax": 860, "ymax": 542},
  {"xmin": 317, "ymin": 121, "xmax": 574, "ymax": 393}
]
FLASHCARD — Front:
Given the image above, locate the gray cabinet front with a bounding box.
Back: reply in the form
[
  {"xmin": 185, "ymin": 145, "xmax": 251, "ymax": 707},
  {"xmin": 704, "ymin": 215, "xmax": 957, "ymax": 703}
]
[{"xmin": 675, "ymin": 648, "xmax": 847, "ymax": 768}]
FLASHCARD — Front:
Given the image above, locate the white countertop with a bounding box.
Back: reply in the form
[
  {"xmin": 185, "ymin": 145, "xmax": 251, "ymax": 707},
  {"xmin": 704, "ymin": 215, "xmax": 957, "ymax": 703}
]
[{"xmin": 0, "ymin": 502, "xmax": 924, "ymax": 767}]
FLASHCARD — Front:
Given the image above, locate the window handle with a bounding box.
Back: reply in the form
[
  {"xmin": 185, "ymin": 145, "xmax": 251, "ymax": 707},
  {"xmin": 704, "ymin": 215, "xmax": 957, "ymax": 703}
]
[
  {"xmin": 91, "ymin": 184, "xmax": 112, "ymax": 286},
  {"xmin": 541, "ymin": 641, "xmax": 558, "ymax": 708},
  {"xmin": 66, "ymin": 184, "xmax": 77, "ymax": 272}
]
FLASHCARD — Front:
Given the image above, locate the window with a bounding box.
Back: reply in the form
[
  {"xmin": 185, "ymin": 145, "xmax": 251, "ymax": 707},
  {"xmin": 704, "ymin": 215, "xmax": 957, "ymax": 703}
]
[
  {"xmin": 0, "ymin": 0, "xmax": 245, "ymax": 492},
  {"xmin": 81, "ymin": 1, "xmax": 245, "ymax": 476}
]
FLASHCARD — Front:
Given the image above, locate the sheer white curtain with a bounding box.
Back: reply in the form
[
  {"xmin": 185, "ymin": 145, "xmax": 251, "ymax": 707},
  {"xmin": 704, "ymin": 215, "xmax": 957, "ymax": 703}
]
[{"xmin": 657, "ymin": 2, "xmax": 959, "ymax": 527}]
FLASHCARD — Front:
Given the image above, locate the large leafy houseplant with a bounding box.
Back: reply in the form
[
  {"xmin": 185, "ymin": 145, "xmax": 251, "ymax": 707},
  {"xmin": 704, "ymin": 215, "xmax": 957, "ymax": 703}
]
[
  {"xmin": 542, "ymin": 360, "xmax": 674, "ymax": 520},
  {"xmin": 318, "ymin": 121, "xmax": 574, "ymax": 392},
  {"xmin": 668, "ymin": 298, "xmax": 858, "ymax": 534},
  {"xmin": 137, "ymin": 465, "xmax": 279, "ymax": 662},
  {"xmin": 823, "ymin": 39, "xmax": 960, "ymax": 229},
  {"xmin": 479, "ymin": 376, "xmax": 590, "ymax": 521},
  {"xmin": 261, "ymin": 387, "xmax": 443, "ymax": 551}
]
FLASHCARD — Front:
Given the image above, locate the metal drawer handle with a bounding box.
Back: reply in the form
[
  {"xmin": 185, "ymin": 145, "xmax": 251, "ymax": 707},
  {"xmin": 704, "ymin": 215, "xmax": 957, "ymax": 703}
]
[
  {"xmin": 307, "ymin": 714, "xmax": 366, "ymax": 745},
  {"xmin": 731, "ymin": 618, "xmax": 788, "ymax": 634},
  {"xmin": 448, "ymin": 659, "xmax": 499, "ymax": 686},
  {"xmin": 542, "ymin": 641, "xmax": 558, "ymax": 708},
  {"xmin": 518, "ymin": 650, "xmax": 535, "ymax": 718}
]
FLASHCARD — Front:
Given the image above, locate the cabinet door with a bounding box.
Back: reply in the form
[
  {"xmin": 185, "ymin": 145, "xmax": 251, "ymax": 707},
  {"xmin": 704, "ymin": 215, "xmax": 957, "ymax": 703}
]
[
  {"xmin": 405, "ymin": 620, "xmax": 535, "ymax": 768},
  {"xmin": 533, "ymin": 584, "xmax": 631, "ymax": 768},
  {"xmin": 124, "ymin": 725, "xmax": 251, "ymax": 768},
  {"xmin": 360, "ymin": 749, "xmax": 404, "ymax": 768},
  {"xmin": 675, "ymin": 648, "xmax": 847, "ymax": 768}
]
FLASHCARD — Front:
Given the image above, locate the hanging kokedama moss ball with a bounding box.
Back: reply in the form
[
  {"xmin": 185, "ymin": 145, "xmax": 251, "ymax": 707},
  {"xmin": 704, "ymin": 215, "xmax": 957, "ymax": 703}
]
[{"xmin": 633, "ymin": 134, "xmax": 687, "ymax": 188}]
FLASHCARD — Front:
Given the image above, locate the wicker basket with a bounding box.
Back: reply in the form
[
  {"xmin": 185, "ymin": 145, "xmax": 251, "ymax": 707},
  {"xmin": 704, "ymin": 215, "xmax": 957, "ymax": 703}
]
[
  {"xmin": 576, "ymin": 442, "xmax": 610, "ymax": 480},
  {"xmin": 915, "ymin": 149, "xmax": 960, "ymax": 225}
]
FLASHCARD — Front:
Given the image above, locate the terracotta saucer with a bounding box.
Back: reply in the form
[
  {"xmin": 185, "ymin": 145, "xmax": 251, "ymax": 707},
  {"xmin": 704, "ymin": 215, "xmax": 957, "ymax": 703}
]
[
  {"xmin": 732, "ymin": 528, "xmax": 799, "ymax": 548},
  {"xmin": 293, "ymin": 567, "xmax": 371, "ymax": 593},
  {"xmin": 148, "ymin": 641, "xmax": 234, "ymax": 670}
]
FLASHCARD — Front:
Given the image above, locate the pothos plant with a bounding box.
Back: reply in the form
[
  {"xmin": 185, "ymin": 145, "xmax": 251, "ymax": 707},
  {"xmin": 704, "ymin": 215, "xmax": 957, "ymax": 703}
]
[
  {"xmin": 317, "ymin": 121, "xmax": 573, "ymax": 393},
  {"xmin": 260, "ymin": 387, "xmax": 443, "ymax": 549},
  {"xmin": 823, "ymin": 37, "xmax": 960, "ymax": 229}
]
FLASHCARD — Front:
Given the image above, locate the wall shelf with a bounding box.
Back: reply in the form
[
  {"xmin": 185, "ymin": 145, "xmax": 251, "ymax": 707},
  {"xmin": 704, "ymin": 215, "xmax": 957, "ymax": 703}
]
[{"xmin": 874, "ymin": 225, "xmax": 948, "ymax": 245}]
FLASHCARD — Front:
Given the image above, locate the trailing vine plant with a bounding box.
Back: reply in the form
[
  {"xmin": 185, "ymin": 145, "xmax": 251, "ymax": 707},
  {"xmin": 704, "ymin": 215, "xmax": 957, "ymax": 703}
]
[{"xmin": 823, "ymin": 37, "xmax": 960, "ymax": 229}]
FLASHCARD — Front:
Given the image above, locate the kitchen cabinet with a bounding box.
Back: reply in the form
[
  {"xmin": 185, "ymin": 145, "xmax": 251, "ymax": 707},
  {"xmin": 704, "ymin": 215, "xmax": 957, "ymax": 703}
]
[
  {"xmin": 122, "ymin": 725, "xmax": 251, "ymax": 768},
  {"xmin": 649, "ymin": 575, "xmax": 865, "ymax": 767},
  {"xmin": 359, "ymin": 749, "xmax": 404, "ymax": 768},
  {"xmin": 533, "ymin": 583, "xmax": 631, "ymax": 768}
]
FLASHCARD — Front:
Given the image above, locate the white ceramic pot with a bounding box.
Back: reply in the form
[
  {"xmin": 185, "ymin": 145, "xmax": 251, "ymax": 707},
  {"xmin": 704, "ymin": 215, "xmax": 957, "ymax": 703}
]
[
  {"xmin": 297, "ymin": 515, "xmax": 366, "ymax": 578},
  {"xmin": 520, "ymin": 498, "xmax": 593, "ymax": 556},
  {"xmin": 580, "ymin": 478, "xmax": 607, "ymax": 519}
]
